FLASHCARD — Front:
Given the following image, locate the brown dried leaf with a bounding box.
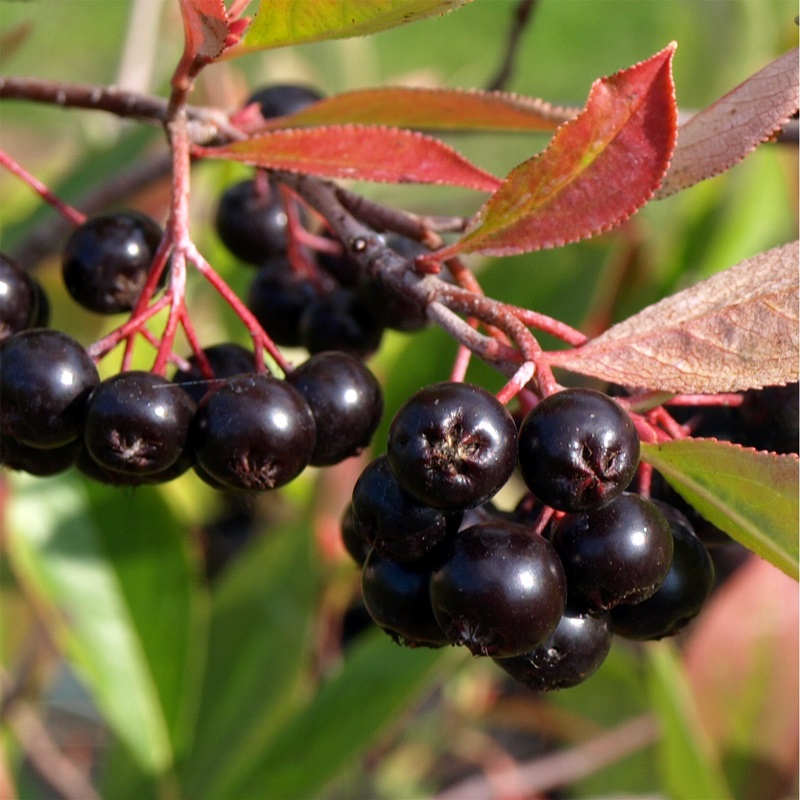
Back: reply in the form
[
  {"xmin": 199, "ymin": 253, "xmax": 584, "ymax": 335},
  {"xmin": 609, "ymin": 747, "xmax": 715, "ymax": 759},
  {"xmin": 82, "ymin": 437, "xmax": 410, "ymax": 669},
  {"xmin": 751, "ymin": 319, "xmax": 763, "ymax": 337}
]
[
  {"xmin": 548, "ymin": 242, "xmax": 799, "ymax": 393},
  {"xmin": 655, "ymin": 48, "xmax": 799, "ymax": 198}
]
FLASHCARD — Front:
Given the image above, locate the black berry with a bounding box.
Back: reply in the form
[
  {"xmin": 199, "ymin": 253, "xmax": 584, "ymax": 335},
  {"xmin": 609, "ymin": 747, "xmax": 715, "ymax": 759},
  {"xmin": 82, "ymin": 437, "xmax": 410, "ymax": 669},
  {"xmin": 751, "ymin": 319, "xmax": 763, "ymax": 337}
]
[
  {"xmin": 191, "ymin": 374, "xmax": 316, "ymax": 491},
  {"xmin": 361, "ymin": 549, "xmax": 450, "ymax": 648},
  {"xmin": 286, "ymin": 351, "xmax": 383, "ymax": 466},
  {"xmin": 429, "ymin": 520, "xmax": 567, "ymax": 657},
  {"xmin": 82, "ymin": 371, "xmax": 196, "ymax": 476},
  {"xmin": 518, "ymin": 388, "xmax": 640, "ymax": 512},
  {"xmin": 0, "ymin": 435, "xmax": 81, "ymax": 477},
  {"xmin": 351, "ymin": 455, "xmax": 462, "ymax": 562},
  {"xmin": 173, "ymin": 343, "xmax": 255, "ymax": 405},
  {"xmin": 387, "ymin": 381, "xmax": 518, "ymax": 510},
  {"xmin": 62, "ymin": 211, "xmax": 166, "ymax": 314},
  {"xmin": 494, "ymin": 606, "xmax": 612, "ymax": 692},
  {"xmin": 550, "ymin": 492, "xmax": 674, "ymax": 612},
  {"xmin": 246, "ymin": 83, "xmax": 324, "ymax": 119},
  {"xmin": 0, "ymin": 329, "xmax": 99, "ymax": 448},
  {"xmin": 610, "ymin": 501, "xmax": 715, "ymax": 639},
  {"xmin": 0, "ymin": 254, "xmax": 39, "ymax": 339},
  {"xmin": 215, "ymin": 179, "xmax": 292, "ymax": 265}
]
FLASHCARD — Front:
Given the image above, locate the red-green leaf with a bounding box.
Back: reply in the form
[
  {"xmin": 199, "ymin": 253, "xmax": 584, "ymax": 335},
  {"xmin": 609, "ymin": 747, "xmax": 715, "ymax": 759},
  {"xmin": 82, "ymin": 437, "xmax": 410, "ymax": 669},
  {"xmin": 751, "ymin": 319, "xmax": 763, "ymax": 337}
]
[
  {"xmin": 656, "ymin": 48, "xmax": 799, "ymax": 198},
  {"xmin": 177, "ymin": 0, "xmax": 229, "ymax": 65},
  {"xmin": 641, "ymin": 439, "xmax": 799, "ymax": 580},
  {"xmin": 256, "ymin": 87, "xmax": 575, "ymax": 133},
  {"xmin": 229, "ymin": 0, "xmax": 471, "ymax": 56},
  {"xmin": 195, "ymin": 126, "xmax": 501, "ymax": 190},
  {"xmin": 547, "ymin": 242, "xmax": 799, "ymax": 393},
  {"xmin": 429, "ymin": 44, "xmax": 678, "ymax": 260}
]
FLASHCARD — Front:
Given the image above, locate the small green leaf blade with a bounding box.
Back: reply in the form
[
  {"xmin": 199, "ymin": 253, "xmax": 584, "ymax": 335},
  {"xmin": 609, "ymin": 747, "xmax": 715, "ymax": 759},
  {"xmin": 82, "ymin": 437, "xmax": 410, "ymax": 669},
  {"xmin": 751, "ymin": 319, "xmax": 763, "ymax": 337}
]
[
  {"xmin": 220, "ymin": 630, "xmax": 452, "ymax": 800},
  {"xmin": 640, "ymin": 439, "xmax": 799, "ymax": 579},
  {"xmin": 233, "ymin": 0, "xmax": 472, "ymax": 54},
  {"xmin": 5, "ymin": 473, "xmax": 201, "ymax": 774},
  {"xmin": 646, "ymin": 641, "xmax": 733, "ymax": 800},
  {"xmin": 179, "ymin": 520, "xmax": 319, "ymax": 799}
]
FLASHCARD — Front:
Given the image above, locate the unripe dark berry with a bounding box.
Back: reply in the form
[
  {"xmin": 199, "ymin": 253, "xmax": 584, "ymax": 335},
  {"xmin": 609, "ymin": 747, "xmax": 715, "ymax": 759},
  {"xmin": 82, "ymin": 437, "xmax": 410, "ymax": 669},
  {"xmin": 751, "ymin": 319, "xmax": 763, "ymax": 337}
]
[
  {"xmin": 610, "ymin": 501, "xmax": 715, "ymax": 639},
  {"xmin": 551, "ymin": 493, "xmax": 674, "ymax": 612},
  {"xmin": 286, "ymin": 351, "xmax": 383, "ymax": 466},
  {"xmin": 429, "ymin": 520, "xmax": 567, "ymax": 657},
  {"xmin": 82, "ymin": 371, "xmax": 196, "ymax": 476},
  {"xmin": 62, "ymin": 211, "xmax": 166, "ymax": 314},
  {"xmin": 0, "ymin": 329, "xmax": 99, "ymax": 448},
  {"xmin": 362, "ymin": 549, "xmax": 450, "ymax": 649},
  {"xmin": 388, "ymin": 381, "xmax": 518, "ymax": 510},
  {"xmin": 494, "ymin": 606, "xmax": 612, "ymax": 692},
  {"xmin": 351, "ymin": 455, "xmax": 462, "ymax": 562},
  {"xmin": 191, "ymin": 374, "xmax": 316, "ymax": 492},
  {"xmin": 518, "ymin": 388, "xmax": 640, "ymax": 512}
]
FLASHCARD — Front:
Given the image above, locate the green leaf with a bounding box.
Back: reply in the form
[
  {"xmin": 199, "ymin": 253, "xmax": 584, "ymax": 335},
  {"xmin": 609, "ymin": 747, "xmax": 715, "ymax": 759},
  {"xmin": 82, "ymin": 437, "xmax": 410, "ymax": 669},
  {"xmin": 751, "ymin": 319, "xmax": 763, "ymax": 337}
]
[
  {"xmin": 179, "ymin": 520, "xmax": 319, "ymax": 799},
  {"xmin": 640, "ymin": 439, "xmax": 799, "ymax": 580},
  {"xmin": 646, "ymin": 641, "xmax": 733, "ymax": 800},
  {"xmin": 221, "ymin": 630, "xmax": 452, "ymax": 799},
  {"xmin": 5, "ymin": 473, "xmax": 204, "ymax": 775},
  {"xmin": 232, "ymin": 0, "xmax": 472, "ymax": 55}
]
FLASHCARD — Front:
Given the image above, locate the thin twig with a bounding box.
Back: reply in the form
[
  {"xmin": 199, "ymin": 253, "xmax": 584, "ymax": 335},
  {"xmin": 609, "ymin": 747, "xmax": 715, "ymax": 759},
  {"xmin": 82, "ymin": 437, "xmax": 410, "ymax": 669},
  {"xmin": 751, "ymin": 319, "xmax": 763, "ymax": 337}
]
[{"xmin": 486, "ymin": 0, "xmax": 540, "ymax": 92}]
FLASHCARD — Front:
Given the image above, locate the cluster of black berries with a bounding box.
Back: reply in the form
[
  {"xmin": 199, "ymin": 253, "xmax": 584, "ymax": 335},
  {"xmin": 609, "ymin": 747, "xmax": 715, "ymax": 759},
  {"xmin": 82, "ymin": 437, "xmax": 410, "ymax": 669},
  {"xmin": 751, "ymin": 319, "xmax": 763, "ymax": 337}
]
[
  {"xmin": 0, "ymin": 328, "xmax": 383, "ymax": 489},
  {"xmin": 214, "ymin": 86, "xmax": 428, "ymax": 359},
  {"xmin": 342, "ymin": 384, "xmax": 717, "ymax": 693}
]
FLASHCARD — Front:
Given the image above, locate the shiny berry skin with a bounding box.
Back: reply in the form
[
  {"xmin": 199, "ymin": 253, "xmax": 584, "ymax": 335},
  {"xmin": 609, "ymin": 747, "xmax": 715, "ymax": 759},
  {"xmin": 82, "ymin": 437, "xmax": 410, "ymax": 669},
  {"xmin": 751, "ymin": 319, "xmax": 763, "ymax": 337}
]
[
  {"xmin": 362, "ymin": 549, "xmax": 450, "ymax": 648},
  {"xmin": 286, "ymin": 351, "xmax": 383, "ymax": 466},
  {"xmin": 610, "ymin": 502, "xmax": 715, "ymax": 640},
  {"xmin": 299, "ymin": 289, "xmax": 384, "ymax": 359},
  {"xmin": 0, "ymin": 329, "xmax": 99, "ymax": 448},
  {"xmin": 247, "ymin": 256, "xmax": 321, "ymax": 347},
  {"xmin": 494, "ymin": 606, "xmax": 612, "ymax": 692},
  {"xmin": 340, "ymin": 503, "xmax": 371, "ymax": 566},
  {"xmin": 0, "ymin": 254, "xmax": 39, "ymax": 339},
  {"xmin": 246, "ymin": 83, "xmax": 323, "ymax": 119},
  {"xmin": 429, "ymin": 520, "xmax": 567, "ymax": 657},
  {"xmin": 62, "ymin": 211, "xmax": 166, "ymax": 314},
  {"xmin": 191, "ymin": 374, "xmax": 316, "ymax": 492},
  {"xmin": 173, "ymin": 343, "xmax": 255, "ymax": 404},
  {"xmin": 82, "ymin": 371, "xmax": 196, "ymax": 476},
  {"xmin": 215, "ymin": 180, "xmax": 290, "ymax": 265},
  {"xmin": 351, "ymin": 456, "xmax": 462, "ymax": 562},
  {"xmin": 518, "ymin": 388, "xmax": 640, "ymax": 512},
  {"xmin": 550, "ymin": 493, "xmax": 674, "ymax": 612},
  {"xmin": 388, "ymin": 382, "xmax": 518, "ymax": 510}
]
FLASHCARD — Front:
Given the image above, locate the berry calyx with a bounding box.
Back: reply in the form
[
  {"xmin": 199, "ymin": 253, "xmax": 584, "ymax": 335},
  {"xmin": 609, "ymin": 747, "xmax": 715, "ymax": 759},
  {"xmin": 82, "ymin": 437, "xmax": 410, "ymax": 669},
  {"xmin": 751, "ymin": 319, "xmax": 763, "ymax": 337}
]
[
  {"xmin": 429, "ymin": 520, "xmax": 567, "ymax": 657},
  {"xmin": 190, "ymin": 374, "xmax": 316, "ymax": 491},
  {"xmin": 61, "ymin": 211, "xmax": 166, "ymax": 314},
  {"xmin": 387, "ymin": 381, "xmax": 518, "ymax": 510},
  {"xmin": 517, "ymin": 388, "xmax": 640, "ymax": 512}
]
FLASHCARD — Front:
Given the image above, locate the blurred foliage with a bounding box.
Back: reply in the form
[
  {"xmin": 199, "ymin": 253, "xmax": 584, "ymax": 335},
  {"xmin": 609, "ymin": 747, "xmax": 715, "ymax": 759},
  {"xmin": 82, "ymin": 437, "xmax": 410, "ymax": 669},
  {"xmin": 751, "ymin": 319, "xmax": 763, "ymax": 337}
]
[{"xmin": 1, "ymin": 1, "xmax": 797, "ymax": 798}]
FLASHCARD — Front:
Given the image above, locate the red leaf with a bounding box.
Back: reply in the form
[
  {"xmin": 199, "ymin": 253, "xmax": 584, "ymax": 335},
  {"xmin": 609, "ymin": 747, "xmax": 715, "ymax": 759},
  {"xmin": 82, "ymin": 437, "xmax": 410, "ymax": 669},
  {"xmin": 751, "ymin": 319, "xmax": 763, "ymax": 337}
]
[
  {"xmin": 548, "ymin": 242, "xmax": 799, "ymax": 393},
  {"xmin": 195, "ymin": 126, "xmax": 502, "ymax": 191},
  {"xmin": 656, "ymin": 48, "xmax": 799, "ymax": 198},
  {"xmin": 178, "ymin": 0, "xmax": 229, "ymax": 66},
  {"xmin": 430, "ymin": 44, "xmax": 678, "ymax": 260},
  {"xmin": 254, "ymin": 87, "xmax": 576, "ymax": 133}
]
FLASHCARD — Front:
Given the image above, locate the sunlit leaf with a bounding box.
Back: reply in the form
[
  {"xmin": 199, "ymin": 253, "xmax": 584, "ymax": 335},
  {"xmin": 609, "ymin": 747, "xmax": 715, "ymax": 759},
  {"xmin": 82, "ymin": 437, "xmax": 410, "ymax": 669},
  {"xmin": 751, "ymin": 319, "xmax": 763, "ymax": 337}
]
[
  {"xmin": 656, "ymin": 48, "xmax": 800, "ymax": 198},
  {"xmin": 646, "ymin": 642, "xmax": 733, "ymax": 800},
  {"xmin": 257, "ymin": 86, "xmax": 575, "ymax": 132},
  {"xmin": 640, "ymin": 439, "xmax": 799, "ymax": 580},
  {"xmin": 683, "ymin": 558, "xmax": 799, "ymax": 798},
  {"xmin": 196, "ymin": 126, "xmax": 501, "ymax": 190},
  {"xmin": 5, "ymin": 474, "xmax": 203, "ymax": 773},
  {"xmin": 230, "ymin": 0, "xmax": 472, "ymax": 55},
  {"xmin": 428, "ymin": 44, "xmax": 677, "ymax": 259},
  {"xmin": 548, "ymin": 242, "xmax": 799, "ymax": 393}
]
